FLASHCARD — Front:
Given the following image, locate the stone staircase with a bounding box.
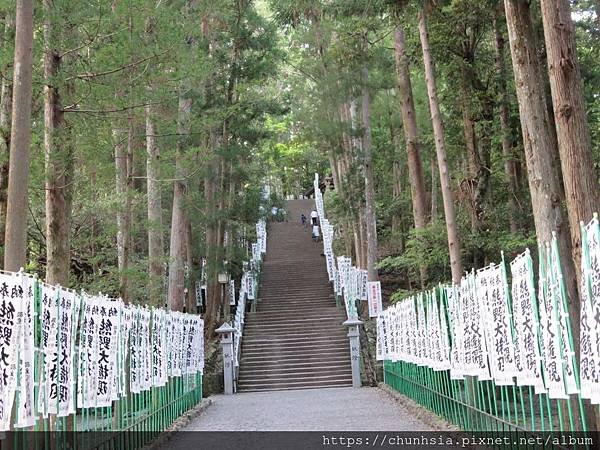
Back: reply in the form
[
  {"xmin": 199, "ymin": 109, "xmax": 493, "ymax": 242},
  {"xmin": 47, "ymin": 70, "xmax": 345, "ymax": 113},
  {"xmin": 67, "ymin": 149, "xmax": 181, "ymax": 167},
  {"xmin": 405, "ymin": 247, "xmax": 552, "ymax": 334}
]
[{"xmin": 237, "ymin": 199, "xmax": 352, "ymax": 392}]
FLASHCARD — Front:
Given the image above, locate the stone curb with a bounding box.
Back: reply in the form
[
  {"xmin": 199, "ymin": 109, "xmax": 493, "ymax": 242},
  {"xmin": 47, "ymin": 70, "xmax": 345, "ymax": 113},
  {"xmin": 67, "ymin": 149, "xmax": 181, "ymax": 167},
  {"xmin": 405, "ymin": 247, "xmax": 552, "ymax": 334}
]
[
  {"xmin": 142, "ymin": 397, "xmax": 213, "ymax": 450},
  {"xmin": 378, "ymin": 382, "xmax": 459, "ymax": 432}
]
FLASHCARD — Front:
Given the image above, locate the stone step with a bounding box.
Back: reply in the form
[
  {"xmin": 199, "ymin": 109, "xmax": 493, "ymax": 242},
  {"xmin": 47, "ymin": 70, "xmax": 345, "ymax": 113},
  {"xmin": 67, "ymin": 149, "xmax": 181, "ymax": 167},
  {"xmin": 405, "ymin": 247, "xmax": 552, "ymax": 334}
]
[
  {"xmin": 242, "ymin": 338, "xmax": 349, "ymax": 356},
  {"xmin": 243, "ymin": 320, "xmax": 346, "ymax": 330},
  {"xmin": 242, "ymin": 328, "xmax": 347, "ymax": 339},
  {"xmin": 240, "ymin": 349, "xmax": 350, "ymax": 364},
  {"xmin": 245, "ymin": 315, "xmax": 343, "ymax": 325},
  {"xmin": 237, "ymin": 378, "xmax": 352, "ymax": 392},
  {"xmin": 238, "ymin": 364, "xmax": 351, "ymax": 378},
  {"xmin": 257, "ymin": 298, "xmax": 335, "ymax": 306},
  {"xmin": 238, "ymin": 355, "xmax": 351, "ymax": 371},
  {"xmin": 241, "ymin": 334, "xmax": 347, "ymax": 346},
  {"xmin": 256, "ymin": 301, "xmax": 337, "ymax": 310},
  {"xmin": 247, "ymin": 307, "xmax": 341, "ymax": 318},
  {"xmin": 258, "ymin": 290, "xmax": 332, "ymax": 298},
  {"xmin": 238, "ymin": 371, "xmax": 352, "ymax": 385},
  {"xmin": 241, "ymin": 342, "xmax": 348, "ymax": 357}
]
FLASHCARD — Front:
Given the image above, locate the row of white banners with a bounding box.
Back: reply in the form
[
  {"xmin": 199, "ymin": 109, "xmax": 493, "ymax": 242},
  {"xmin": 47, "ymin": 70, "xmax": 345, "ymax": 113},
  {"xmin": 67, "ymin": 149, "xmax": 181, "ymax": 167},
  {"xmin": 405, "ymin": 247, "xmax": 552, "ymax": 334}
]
[
  {"xmin": 233, "ymin": 218, "xmax": 267, "ymax": 368},
  {"xmin": 377, "ymin": 215, "xmax": 600, "ymax": 404},
  {"xmin": 313, "ymin": 174, "xmax": 382, "ymax": 319},
  {"xmin": 0, "ymin": 274, "xmax": 205, "ymax": 431}
]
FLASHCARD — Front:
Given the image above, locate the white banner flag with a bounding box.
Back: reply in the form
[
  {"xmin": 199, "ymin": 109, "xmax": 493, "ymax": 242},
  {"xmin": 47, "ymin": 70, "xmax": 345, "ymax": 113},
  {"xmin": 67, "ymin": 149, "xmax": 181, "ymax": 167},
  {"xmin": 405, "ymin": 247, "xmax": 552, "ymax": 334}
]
[
  {"xmin": 15, "ymin": 273, "xmax": 36, "ymax": 428},
  {"xmin": 510, "ymin": 251, "xmax": 545, "ymax": 392},
  {"xmin": 580, "ymin": 217, "xmax": 600, "ymax": 403},
  {"xmin": 367, "ymin": 281, "xmax": 382, "ymax": 317},
  {"xmin": 0, "ymin": 273, "xmax": 24, "ymax": 430}
]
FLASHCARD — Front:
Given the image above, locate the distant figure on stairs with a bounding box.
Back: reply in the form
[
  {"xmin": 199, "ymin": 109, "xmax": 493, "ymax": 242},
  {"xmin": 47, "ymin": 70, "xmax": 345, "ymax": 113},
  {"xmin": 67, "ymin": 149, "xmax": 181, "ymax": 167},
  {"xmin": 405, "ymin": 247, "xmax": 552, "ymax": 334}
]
[
  {"xmin": 310, "ymin": 208, "xmax": 318, "ymax": 226},
  {"xmin": 300, "ymin": 213, "xmax": 307, "ymax": 228},
  {"xmin": 312, "ymin": 224, "xmax": 320, "ymax": 242}
]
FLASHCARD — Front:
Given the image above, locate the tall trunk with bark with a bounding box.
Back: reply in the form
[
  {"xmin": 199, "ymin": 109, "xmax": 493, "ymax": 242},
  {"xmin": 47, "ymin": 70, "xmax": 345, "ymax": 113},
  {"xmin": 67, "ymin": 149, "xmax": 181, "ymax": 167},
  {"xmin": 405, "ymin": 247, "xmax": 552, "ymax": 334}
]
[
  {"xmin": 394, "ymin": 24, "xmax": 428, "ymax": 285},
  {"xmin": 145, "ymin": 102, "xmax": 164, "ymax": 306},
  {"xmin": 418, "ymin": 8, "xmax": 463, "ymax": 284},
  {"xmin": 0, "ymin": 14, "xmax": 14, "ymax": 269},
  {"xmin": 114, "ymin": 125, "xmax": 130, "ymax": 300},
  {"xmin": 4, "ymin": 0, "xmax": 34, "ymax": 272},
  {"xmin": 504, "ymin": 0, "xmax": 587, "ymax": 428},
  {"xmin": 494, "ymin": 9, "xmax": 519, "ymax": 234},
  {"xmin": 360, "ymin": 65, "xmax": 378, "ymax": 282},
  {"xmin": 43, "ymin": 0, "xmax": 73, "ymax": 286},
  {"xmin": 430, "ymin": 158, "xmax": 438, "ymax": 220},
  {"xmin": 459, "ymin": 49, "xmax": 494, "ymax": 269},
  {"xmin": 539, "ymin": 0, "xmax": 600, "ymax": 272},
  {"xmin": 394, "ymin": 25, "xmax": 428, "ymax": 231},
  {"xmin": 167, "ymin": 92, "xmax": 191, "ymax": 312},
  {"xmin": 203, "ymin": 158, "xmax": 219, "ymax": 328},
  {"xmin": 0, "ymin": 15, "xmax": 13, "ymax": 269}
]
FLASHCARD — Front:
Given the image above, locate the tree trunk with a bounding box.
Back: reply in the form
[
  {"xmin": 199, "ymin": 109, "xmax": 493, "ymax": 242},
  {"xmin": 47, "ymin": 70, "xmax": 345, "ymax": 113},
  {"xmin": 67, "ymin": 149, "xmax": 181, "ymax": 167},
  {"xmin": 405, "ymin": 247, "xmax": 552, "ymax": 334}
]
[
  {"xmin": 394, "ymin": 24, "xmax": 428, "ymax": 286},
  {"xmin": 539, "ymin": 0, "xmax": 600, "ymax": 273},
  {"xmin": 504, "ymin": 0, "xmax": 587, "ymax": 428},
  {"xmin": 494, "ymin": 9, "xmax": 519, "ymax": 234},
  {"xmin": 145, "ymin": 102, "xmax": 164, "ymax": 306},
  {"xmin": 4, "ymin": 0, "xmax": 34, "ymax": 272},
  {"xmin": 0, "ymin": 15, "xmax": 13, "ymax": 269},
  {"xmin": 394, "ymin": 25, "xmax": 428, "ymax": 231},
  {"xmin": 418, "ymin": 8, "xmax": 463, "ymax": 284},
  {"xmin": 185, "ymin": 214, "xmax": 194, "ymax": 313},
  {"xmin": 43, "ymin": 0, "xmax": 73, "ymax": 287},
  {"xmin": 167, "ymin": 91, "xmax": 191, "ymax": 312},
  {"xmin": 114, "ymin": 124, "xmax": 130, "ymax": 300},
  {"xmin": 430, "ymin": 158, "xmax": 438, "ymax": 221},
  {"xmin": 361, "ymin": 66, "xmax": 379, "ymax": 282}
]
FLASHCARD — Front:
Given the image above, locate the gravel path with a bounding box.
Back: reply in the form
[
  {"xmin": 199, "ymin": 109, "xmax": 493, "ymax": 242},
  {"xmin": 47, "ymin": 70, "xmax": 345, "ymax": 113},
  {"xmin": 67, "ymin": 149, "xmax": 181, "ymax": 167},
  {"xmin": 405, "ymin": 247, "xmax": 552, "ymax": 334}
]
[{"xmin": 174, "ymin": 386, "xmax": 434, "ymax": 432}]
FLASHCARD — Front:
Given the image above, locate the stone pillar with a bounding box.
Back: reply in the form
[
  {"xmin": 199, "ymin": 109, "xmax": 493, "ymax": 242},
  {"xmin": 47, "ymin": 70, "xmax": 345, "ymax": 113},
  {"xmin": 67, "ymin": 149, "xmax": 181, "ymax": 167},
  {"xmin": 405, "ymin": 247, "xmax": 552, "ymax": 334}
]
[
  {"xmin": 216, "ymin": 323, "xmax": 236, "ymax": 394},
  {"xmin": 343, "ymin": 318, "xmax": 363, "ymax": 388}
]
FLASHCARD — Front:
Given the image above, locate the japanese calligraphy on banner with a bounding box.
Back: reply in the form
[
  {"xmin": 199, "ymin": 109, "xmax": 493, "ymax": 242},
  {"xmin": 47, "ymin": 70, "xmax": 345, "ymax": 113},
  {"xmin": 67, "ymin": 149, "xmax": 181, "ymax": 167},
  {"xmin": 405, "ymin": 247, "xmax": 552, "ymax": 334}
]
[
  {"xmin": 152, "ymin": 309, "xmax": 167, "ymax": 387},
  {"xmin": 460, "ymin": 273, "xmax": 490, "ymax": 380},
  {"xmin": 359, "ymin": 271, "xmax": 368, "ymax": 301},
  {"xmin": 367, "ymin": 281, "xmax": 382, "ymax": 317},
  {"xmin": 129, "ymin": 306, "xmax": 141, "ymax": 394},
  {"xmin": 139, "ymin": 308, "xmax": 152, "ymax": 392},
  {"xmin": 539, "ymin": 239, "xmax": 578, "ymax": 398},
  {"xmin": 376, "ymin": 312, "xmax": 388, "ymax": 361},
  {"xmin": 75, "ymin": 296, "xmax": 120, "ymax": 408},
  {"xmin": 447, "ymin": 285, "xmax": 465, "ymax": 380},
  {"xmin": 118, "ymin": 306, "xmax": 133, "ymax": 397},
  {"xmin": 0, "ymin": 273, "xmax": 23, "ymax": 430},
  {"xmin": 38, "ymin": 284, "xmax": 81, "ymax": 417},
  {"xmin": 510, "ymin": 251, "xmax": 545, "ymax": 392},
  {"xmin": 246, "ymin": 273, "xmax": 255, "ymax": 300},
  {"xmin": 581, "ymin": 216, "xmax": 600, "ymax": 403},
  {"xmin": 475, "ymin": 263, "xmax": 516, "ymax": 386},
  {"xmin": 15, "ymin": 273, "xmax": 35, "ymax": 428},
  {"xmin": 229, "ymin": 280, "xmax": 236, "ymax": 306},
  {"xmin": 169, "ymin": 312, "xmax": 182, "ymax": 377},
  {"xmin": 78, "ymin": 295, "xmax": 96, "ymax": 408},
  {"xmin": 96, "ymin": 299, "xmax": 120, "ymax": 407}
]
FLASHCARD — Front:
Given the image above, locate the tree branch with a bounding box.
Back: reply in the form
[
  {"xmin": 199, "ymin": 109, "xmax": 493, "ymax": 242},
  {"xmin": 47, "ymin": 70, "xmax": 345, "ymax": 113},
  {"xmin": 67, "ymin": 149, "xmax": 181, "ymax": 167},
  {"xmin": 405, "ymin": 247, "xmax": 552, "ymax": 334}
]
[{"xmin": 66, "ymin": 50, "xmax": 169, "ymax": 81}]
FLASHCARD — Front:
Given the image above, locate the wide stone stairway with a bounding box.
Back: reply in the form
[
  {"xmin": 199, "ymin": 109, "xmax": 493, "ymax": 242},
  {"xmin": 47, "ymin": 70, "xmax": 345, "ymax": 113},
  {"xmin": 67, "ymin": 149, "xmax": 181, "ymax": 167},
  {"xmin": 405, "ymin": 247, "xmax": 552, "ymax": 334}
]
[{"xmin": 237, "ymin": 199, "xmax": 352, "ymax": 392}]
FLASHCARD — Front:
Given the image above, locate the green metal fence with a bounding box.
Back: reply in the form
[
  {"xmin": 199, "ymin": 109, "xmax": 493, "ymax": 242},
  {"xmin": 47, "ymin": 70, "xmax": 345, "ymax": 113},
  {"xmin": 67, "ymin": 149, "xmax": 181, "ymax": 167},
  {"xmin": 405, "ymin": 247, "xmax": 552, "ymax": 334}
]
[
  {"xmin": 1, "ymin": 270, "xmax": 204, "ymax": 450},
  {"xmin": 11, "ymin": 372, "xmax": 202, "ymax": 450},
  {"xmin": 384, "ymin": 361, "xmax": 587, "ymax": 434},
  {"xmin": 380, "ymin": 234, "xmax": 598, "ymax": 441}
]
